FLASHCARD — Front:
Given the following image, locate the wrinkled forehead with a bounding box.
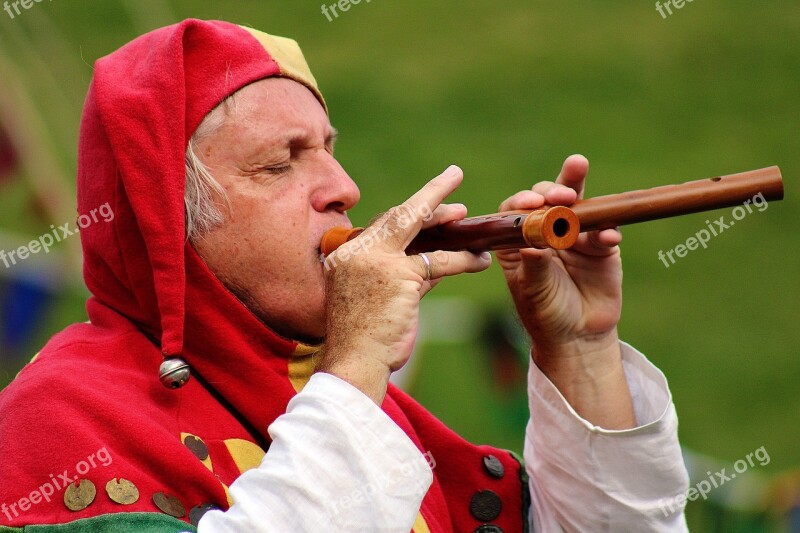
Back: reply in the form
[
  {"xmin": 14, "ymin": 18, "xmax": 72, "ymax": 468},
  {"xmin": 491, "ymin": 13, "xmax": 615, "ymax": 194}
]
[
  {"xmin": 198, "ymin": 77, "xmax": 332, "ymax": 149},
  {"xmin": 237, "ymin": 77, "xmax": 328, "ymax": 124}
]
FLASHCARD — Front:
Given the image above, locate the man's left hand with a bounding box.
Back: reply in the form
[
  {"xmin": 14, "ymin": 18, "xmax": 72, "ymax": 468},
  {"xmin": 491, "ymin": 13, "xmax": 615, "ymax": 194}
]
[{"xmin": 496, "ymin": 154, "xmax": 635, "ymax": 429}]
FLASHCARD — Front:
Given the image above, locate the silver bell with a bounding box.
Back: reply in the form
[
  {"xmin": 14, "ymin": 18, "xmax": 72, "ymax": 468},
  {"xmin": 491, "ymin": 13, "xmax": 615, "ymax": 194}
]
[{"xmin": 159, "ymin": 357, "xmax": 191, "ymax": 389}]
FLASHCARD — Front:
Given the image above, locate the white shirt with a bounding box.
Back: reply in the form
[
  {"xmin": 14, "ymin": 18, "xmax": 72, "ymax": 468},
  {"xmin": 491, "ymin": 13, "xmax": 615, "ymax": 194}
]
[{"xmin": 198, "ymin": 342, "xmax": 689, "ymax": 532}]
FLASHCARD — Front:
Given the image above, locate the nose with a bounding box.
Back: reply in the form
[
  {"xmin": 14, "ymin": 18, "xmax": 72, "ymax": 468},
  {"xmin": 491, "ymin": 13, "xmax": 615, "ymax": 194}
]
[{"xmin": 311, "ymin": 154, "xmax": 361, "ymax": 214}]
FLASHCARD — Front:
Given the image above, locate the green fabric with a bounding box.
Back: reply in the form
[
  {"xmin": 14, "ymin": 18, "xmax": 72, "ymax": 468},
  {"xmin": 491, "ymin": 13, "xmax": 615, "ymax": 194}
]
[
  {"xmin": 508, "ymin": 449, "xmax": 531, "ymax": 533},
  {"xmin": 0, "ymin": 513, "xmax": 196, "ymax": 532}
]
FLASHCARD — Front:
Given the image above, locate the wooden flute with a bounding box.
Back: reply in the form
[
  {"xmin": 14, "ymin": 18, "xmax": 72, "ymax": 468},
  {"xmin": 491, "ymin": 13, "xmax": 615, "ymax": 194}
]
[{"xmin": 320, "ymin": 166, "xmax": 784, "ymax": 255}]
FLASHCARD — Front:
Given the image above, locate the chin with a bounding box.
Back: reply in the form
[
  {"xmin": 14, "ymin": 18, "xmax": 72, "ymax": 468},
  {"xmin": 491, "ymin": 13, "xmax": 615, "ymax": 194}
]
[
  {"xmin": 291, "ymin": 316, "xmax": 326, "ymax": 345},
  {"xmin": 261, "ymin": 311, "xmax": 324, "ymax": 345},
  {"xmin": 289, "ymin": 298, "xmax": 327, "ymax": 344}
]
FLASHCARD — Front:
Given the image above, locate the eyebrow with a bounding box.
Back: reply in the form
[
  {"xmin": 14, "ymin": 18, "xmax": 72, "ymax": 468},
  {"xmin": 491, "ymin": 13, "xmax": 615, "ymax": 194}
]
[{"xmin": 280, "ymin": 127, "xmax": 338, "ymax": 149}]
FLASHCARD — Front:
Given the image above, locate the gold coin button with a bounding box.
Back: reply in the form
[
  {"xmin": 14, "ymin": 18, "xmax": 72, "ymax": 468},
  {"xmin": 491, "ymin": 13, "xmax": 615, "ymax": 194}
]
[
  {"xmin": 152, "ymin": 491, "xmax": 186, "ymax": 518},
  {"xmin": 106, "ymin": 478, "xmax": 139, "ymax": 505},
  {"xmin": 183, "ymin": 435, "xmax": 209, "ymax": 461},
  {"xmin": 64, "ymin": 479, "xmax": 96, "ymax": 511}
]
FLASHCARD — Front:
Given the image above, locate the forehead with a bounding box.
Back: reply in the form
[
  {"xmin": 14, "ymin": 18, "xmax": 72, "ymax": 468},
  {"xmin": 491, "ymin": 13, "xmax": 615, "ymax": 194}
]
[{"xmin": 228, "ymin": 77, "xmax": 329, "ymax": 135}]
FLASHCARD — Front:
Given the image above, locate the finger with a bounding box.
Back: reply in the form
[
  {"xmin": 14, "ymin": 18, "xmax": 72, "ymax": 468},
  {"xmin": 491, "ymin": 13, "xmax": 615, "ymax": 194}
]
[
  {"xmin": 555, "ymin": 154, "xmax": 589, "ymax": 199},
  {"xmin": 420, "ymin": 203, "xmax": 468, "ymax": 230},
  {"xmin": 519, "ymin": 247, "xmax": 556, "ymax": 289},
  {"xmin": 502, "ymin": 156, "xmax": 589, "ymax": 213},
  {"xmin": 592, "ymin": 227, "xmax": 622, "ymax": 247},
  {"xmin": 352, "ymin": 202, "xmax": 468, "ymax": 257},
  {"xmin": 530, "ymin": 181, "xmax": 578, "ymax": 206},
  {"xmin": 365, "ymin": 209, "xmax": 391, "ymax": 228},
  {"xmin": 377, "ymin": 165, "xmax": 464, "ymax": 250},
  {"xmin": 411, "ymin": 250, "xmax": 492, "ymax": 281},
  {"xmin": 419, "ymin": 277, "xmax": 443, "ymax": 298},
  {"xmin": 499, "ymin": 190, "xmax": 545, "ymax": 212},
  {"xmin": 568, "ymin": 228, "xmax": 622, "ymax": 257}
]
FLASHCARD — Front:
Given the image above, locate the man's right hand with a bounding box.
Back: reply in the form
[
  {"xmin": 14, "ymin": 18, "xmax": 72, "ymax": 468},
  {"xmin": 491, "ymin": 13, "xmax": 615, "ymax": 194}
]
[{"xmin": 318, "ymin": 165, "xmax": 492, "ymax": 404}]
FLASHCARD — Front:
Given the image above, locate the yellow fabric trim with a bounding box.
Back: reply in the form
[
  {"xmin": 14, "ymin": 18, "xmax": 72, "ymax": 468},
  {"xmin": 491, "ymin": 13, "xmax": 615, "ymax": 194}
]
[
  {"xmin": 180, "ymin": 432, "xmax": 213, "ymax": 472},
  {"xmin": 288, "ymin": 342, "xmax": 321, "ymax": 392},
  {"xmin": 224, "ymin": 438, "xmax": 266, "ymax": 474},
  {"xmin": 14, "ymin": 352, "xmax": 40, "ymax": 380},
  {"xmin": 293, "ymin": 342, "xmax": 322, "ymax": 357},
  {"xmin": 412, "ymin": 512, "xmax": 431, "ymax": 533},
  {"xmin": 288, "ymin": 351, "xmax": 319, "ymax": 392},
  {"xmin": 222, "ymin": 482, "xmax": 234, "ymax": 507},
  {"xmin": 239, "ymin": 27, "xmax": 327, "ymax": 112}
]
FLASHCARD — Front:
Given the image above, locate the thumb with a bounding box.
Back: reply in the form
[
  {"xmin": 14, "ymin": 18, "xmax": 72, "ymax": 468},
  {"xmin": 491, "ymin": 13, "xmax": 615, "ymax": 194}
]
[{"xmin": 519, "ymin": 248, "xmax": 556, "ymax": 291}]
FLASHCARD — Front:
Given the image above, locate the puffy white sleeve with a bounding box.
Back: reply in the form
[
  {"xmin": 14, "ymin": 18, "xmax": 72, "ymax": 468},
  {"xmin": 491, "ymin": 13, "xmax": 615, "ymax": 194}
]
[
  {"xmin": 525, "ymin": 341, "xmax": 690, "ymax": 532},
  {"xmin": 198, "ymin": 372, "xmax": 432, "ymax": 533}
]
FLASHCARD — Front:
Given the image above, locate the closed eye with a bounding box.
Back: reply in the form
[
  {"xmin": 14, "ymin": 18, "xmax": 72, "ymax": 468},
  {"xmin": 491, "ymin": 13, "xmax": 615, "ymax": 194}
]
[
  {"xmin": 264, "ymin": 165, "xmax": 291, "ymax": 175},
  {"xmin": 326, "ymin": 128, "xmax": 339, "ymax": 154}
]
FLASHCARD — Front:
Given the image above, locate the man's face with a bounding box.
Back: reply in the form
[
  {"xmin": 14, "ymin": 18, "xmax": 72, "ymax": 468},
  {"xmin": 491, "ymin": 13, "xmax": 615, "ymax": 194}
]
[{"xmin": 192, "ymin": 77, "xmax": 360, "ymax": 341}]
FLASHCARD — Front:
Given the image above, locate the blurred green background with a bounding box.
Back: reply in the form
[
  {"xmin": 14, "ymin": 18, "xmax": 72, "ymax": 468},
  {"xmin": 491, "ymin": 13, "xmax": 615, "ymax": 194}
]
[{"xmin": 1, "ymin": 1, "xmax": 797, "ymax": 530}]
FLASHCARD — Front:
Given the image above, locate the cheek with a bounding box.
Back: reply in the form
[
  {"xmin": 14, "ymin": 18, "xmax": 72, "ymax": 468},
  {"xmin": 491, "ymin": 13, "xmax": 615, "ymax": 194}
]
[
  {"xmin": 194, "ymin": 207, "xmax": 328, "ymax": 336},
  {"xmin": 230, "ymin": 191, "xmax": 304, "ymax": 247},
  {"xmin": 226, "ymin": 199, "xmax": 319, "ymax": 280},
  {"xmin": 210, "ymin": 181, "xmax": 327, "ymax": 287}
]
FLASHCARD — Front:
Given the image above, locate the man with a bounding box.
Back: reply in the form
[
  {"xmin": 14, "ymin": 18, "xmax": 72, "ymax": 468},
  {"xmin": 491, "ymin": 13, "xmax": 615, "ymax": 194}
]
[{"xmin": 0, "ymin": 19, "xmax": 688, "ymax": 532}]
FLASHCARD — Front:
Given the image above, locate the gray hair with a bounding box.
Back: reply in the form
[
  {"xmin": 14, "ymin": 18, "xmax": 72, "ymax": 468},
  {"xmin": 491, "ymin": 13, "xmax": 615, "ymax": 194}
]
[{"xmin": 184, "ymin": 96, "xmax": 236, "ymax": 241}]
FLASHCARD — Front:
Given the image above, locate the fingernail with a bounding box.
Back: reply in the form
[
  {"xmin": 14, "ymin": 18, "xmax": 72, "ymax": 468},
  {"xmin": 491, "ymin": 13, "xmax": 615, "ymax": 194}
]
[
  {"xmin": 444, "ymin": 165, "xmax": 461, "ymax": 177},
  {"xmin": 480, "ymin": 251, "xmax": 492, "ymax": 261}
]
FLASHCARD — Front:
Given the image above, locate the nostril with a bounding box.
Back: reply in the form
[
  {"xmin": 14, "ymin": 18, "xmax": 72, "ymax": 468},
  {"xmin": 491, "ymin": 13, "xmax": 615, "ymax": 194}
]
[{"xmin": 327, "ymin": 201, "xmax": 346, "ymax": 212}]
